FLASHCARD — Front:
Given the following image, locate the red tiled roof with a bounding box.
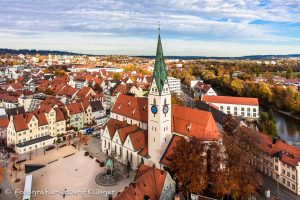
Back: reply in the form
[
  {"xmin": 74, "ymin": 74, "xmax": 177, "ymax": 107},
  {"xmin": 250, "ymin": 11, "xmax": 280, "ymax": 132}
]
[
  {"xmin": 106, "ymin": 120, "xmax": 128, "ymax": 139},
  {"xmin": 66, "ymin": 102, "xmax": 84, "ymax": 115},
  {"xmin": 0, "ymin": 117, "xmax": 9, "ymax": 128},
  {"xmin": 76, "ymin": 86, "xmax": 95, "ymax": 99},
  {"xmin": 117, "ymin": 124, "xmax": 139, "ymax": 144},
  {"xmin": 202, "ymin": 95, "xmax": 259, "ymax": 106},
  {"xmin": 41, "ymin": 96, "xmax": 64, "ymax": 107},
  {"xmin": 111, "ymin": 95, "xmax": 148, "ymax": 123},
  {"xmin": 114, "ymin": 164, "xmax": 167, "ymax": 200},
  {"xmin": 32, "ymin": 109, "xmax": 48, "ymax": 126},
  {"xmin": 172, "ymin": 105, "xmax": 221, "ymax": 140},
  {"xmin": 160, "ymin": 135, "xmax": 183, "ymax": 166},
  {"xmin": 239, "ymin": 126, "xmax": 300, "ymax": 167},
  {"xmin": 54, "ymin": 107, "xmax": 66, "ymax": 122},
  {"xmin": 129, "ymin": 130, "xmax": 147, "ymax": 151}
]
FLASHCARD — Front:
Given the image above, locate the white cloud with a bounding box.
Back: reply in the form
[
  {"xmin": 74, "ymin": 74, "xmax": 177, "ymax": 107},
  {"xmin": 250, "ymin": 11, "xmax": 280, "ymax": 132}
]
[{"xmin": 0, "ymin": 0, "xmax": 299, "ymax": 56}]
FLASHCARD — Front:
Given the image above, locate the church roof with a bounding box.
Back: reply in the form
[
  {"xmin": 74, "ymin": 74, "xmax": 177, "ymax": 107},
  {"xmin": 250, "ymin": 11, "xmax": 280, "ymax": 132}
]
[
  {"xmin": 111, "ymin": 94, "xmax": 148, "ymax": 123},
  {"xmin": 171, "ymin": 105, "xmax": 221, "ymax": 140},
  {"xmin": 114, "ymin": 164, "xmax": 167, "ymax": 200},
  {"xmin": 153, "ymin": 33, "xmax": 168, "ymax": 95},
  {"xmin": 111, "ymin": 95, "xmax": 221, "ymax": 140}
]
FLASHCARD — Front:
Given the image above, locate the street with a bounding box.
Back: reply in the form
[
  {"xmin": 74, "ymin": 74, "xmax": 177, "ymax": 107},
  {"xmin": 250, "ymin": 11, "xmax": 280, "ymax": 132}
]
[{"xmin": 262, "ymin": 174, "xmax": 300, "ymax": 200}]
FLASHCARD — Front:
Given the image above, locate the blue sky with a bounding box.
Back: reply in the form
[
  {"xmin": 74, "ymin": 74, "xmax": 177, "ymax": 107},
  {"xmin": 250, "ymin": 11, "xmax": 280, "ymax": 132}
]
[{"xmin": 0, "ymin": 0, "xmax": 300, "ymax": 56}]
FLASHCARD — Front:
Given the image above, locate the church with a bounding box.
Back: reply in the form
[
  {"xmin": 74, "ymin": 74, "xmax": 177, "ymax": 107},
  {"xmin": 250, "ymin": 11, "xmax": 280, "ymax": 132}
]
[{"xmin": 101, "ymin": 32, "xmax": 221, "ymax": 169}]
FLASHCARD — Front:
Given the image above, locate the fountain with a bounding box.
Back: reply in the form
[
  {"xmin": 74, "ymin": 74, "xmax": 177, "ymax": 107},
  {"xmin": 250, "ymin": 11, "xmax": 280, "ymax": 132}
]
[{"xmin": 95, "ymin": 158, "xmax": 120, "ymax": 186}]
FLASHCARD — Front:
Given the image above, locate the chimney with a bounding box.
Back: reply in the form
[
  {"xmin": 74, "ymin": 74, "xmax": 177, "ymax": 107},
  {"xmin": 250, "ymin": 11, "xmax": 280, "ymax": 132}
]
[
  {"xmin": 144, "ymin": 195, "xmax": 150, "ymax": 200},
  {"xmin": 272, "ymin": 138, "xmax": 277, "ymax": 144}
]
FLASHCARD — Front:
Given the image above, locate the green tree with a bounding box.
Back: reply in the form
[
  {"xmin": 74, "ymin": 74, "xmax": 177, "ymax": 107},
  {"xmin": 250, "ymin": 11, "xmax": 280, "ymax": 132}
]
[
  {"xmin": 286, "ymin": 66, "xmax": 293, "ymax": 79},
  {"xmin": 112, "ymin": 72, "xmax": 121, "ymax": 80},
  {"xmin": 258, "ymin": 112, "xmax": 277, "ymax": 137}
]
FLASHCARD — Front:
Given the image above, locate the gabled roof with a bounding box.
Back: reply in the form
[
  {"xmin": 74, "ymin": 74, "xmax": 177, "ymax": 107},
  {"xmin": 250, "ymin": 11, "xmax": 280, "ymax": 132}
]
[
  {"xmin": 160, "ymin": 135, "xmax": 183, "ymax": 167},
  {"xmin": 32, "ymin": 109, "xmax": 49, "ymax": 126},
  {"xmin": 202, "ymin": 95, "xmax": 259, "ymax": 106},
  {"xmin": 111, "ymin": 95, "xmax": 148, "ymax": 123},
  {"xmin": 54, "ymin": 107, "xmax": 67, "ymax": 122},
  {"xmin": 105, "ymin": 119, "xmax": 128, "ymax": 139},
  {"xmin": 66, "ymin": 102, "xmax": 84, "ymax": 115},
  {"xmin": 196, "ymin": 101, "xmax": 227, "ymax": 125},
  {"xmin": 76, "ymin": 86, "xmax": 95, "ymax": 99},
  {"xmin": 240, "ymin": 126, "xmax": 300, "ymax": 167},
  {"xmin": 172, "ymin": 105, "xmax": 220, "ymax": 140},
  {"xmin": 90, "ymin": 100, "xmax": 104, "ymax": 112},
  {"xmin": 117, "ymin": 124, "xmax": 139, "ymax": 144},
  {"xmin": 0, "ymin": 117, "xmax": 9, "ymax": 128},
  {"xmin": 128, "ymin": 130, "xmax": 147, "ymax": 151},
  {"xmin": 114, "ymin": 164, "xmax": 168, "ymax": 200}
]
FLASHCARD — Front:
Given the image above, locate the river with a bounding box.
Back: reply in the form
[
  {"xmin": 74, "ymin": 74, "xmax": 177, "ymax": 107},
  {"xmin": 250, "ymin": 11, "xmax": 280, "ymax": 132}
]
[{"xmin": 272, "ymin": 110, "xmax": 300, "ymax": 142}]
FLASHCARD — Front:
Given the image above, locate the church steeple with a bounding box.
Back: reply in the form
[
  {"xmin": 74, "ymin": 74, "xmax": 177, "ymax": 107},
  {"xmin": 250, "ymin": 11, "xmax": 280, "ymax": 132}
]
[{"xmin": 153, "ymin": 31, "xmax": 168, "ymax": 95}]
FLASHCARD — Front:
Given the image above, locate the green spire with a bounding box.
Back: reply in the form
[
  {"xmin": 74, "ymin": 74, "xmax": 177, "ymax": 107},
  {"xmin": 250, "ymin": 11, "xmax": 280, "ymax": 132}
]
[{"xmin": 153, "ymin": 33, "xmax": 168, "ymax": 95}]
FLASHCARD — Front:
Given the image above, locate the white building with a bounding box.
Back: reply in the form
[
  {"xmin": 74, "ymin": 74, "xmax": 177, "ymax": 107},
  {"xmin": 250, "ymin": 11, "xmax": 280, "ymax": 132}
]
[
  {"xmin": 202, "ymin": 95, "xmax": 259, "ymax": 120},
  {"xmin": 167, "ymin": 76, "xmax": 181, "ymax": 95}
]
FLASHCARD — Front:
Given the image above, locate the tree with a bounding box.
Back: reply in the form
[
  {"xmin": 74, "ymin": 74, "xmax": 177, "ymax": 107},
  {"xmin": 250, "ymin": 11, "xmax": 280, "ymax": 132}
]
[
  {"xmin": 81, "ymin": 135, "xmax": 90, "ymax": 145},
  {"xmin": 0, "ymin": 166, "xmax": 3, "ymax": 183},
  {"xmin": 171, "ymin": 94, "xmax": 184, "ymax": 106},
  {"xmin": 286, "ymin": 67, "xmax": 293, "ymax": 79},
  {"xmin": 258, "ymin": 112, "xmax": 277, "ymax": 137},
  {"xmin": 112, "ymin": 72, "xmax": 121, "ymax": 80},
  {"xmin": 169, "ymin": 137, "xmax": 222, "ymax": 194}
]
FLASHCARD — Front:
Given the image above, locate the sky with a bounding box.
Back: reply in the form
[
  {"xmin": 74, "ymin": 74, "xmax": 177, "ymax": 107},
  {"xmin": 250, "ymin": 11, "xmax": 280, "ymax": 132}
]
[{"xmin": 0, "ymin": 0, "xmax": 300, "ymax": 56}]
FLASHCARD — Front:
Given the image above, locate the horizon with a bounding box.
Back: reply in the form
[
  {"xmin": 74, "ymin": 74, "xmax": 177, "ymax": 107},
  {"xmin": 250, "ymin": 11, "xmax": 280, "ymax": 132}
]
[{"xmin": 1, "ymin": 0, "xmax": 300, "ymax": 56}]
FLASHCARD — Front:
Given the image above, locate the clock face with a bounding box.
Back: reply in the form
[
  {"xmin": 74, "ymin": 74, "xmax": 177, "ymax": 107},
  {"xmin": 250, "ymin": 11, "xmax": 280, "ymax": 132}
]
[
  {"xmin": 163, "ymin": 105, "xmax": 169, "ymax": 114},
  {"xmin": 151, "ymin": 105, "xmax": 158, "ymax": 114}
]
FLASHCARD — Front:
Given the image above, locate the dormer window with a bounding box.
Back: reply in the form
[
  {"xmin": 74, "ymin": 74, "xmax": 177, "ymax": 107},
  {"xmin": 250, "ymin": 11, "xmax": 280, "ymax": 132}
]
[
  {"xmin": 132, "ymin": 109, "xmax": 136, "ymax": 115},
  {"xmin": 128, "ymin": 100, "xmax": 131, "ymax": 106},
  {"xmin": 118, "ymin": 105, "xmax": 121, "ymax": 109},
  {"xmin": 186, "ymin": 123, "xmax": 192, "ymax": 131}
]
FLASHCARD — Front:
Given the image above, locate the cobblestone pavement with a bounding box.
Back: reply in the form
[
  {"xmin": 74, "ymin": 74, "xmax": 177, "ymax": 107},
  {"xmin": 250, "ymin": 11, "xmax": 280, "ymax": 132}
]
[{"xmin": 0, "ymin": 170, "xmax": 17, "ymax": 200}]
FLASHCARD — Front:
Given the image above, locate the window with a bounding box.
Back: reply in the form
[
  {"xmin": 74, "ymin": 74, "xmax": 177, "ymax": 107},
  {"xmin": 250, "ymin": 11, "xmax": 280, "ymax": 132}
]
[
  {"xmin": 247, "ymin": 108, "xmax": 250, "ymax": 111},
  {"xmin": 287, "ymin": 172, "xmax": 290, "ymax": 177},
  {"xmin": 287, "ymin": 181, "xmax": 290, "ymax": 187},
  {"xmin": 275, "ymin": 165, "xmax": 278, "ymax": 171},
  {"xmin": 282, "ymin": 169, "xmax": 285, "ymax": 174},
  {"xmin": 220, "ymin": 106, "xmax": 223, "ymax": 110},
  {"xmin": 241, "ymin": 107, "xmax": 245, "ymax": 111},
  {"xmin": 234, "ymin": 107, "xmax": 237, "ymax": 111},
  {"xmin": 292, "ymin": 175, "xmax": 295, "ymax": 180},
  {"xmin": 292, "ymin": 184, "xmax": 295, "ymax": 190},
  {"xmin": 282, "ymin": 178, "xmax": 285, "ymax": 184},
  {"xmin": 253, "ymin": 108, "xmax": 256, "ymax": 112},
  {"xmin": 227, "ymin": 106, "xmax": 230, "ymax": 110}
]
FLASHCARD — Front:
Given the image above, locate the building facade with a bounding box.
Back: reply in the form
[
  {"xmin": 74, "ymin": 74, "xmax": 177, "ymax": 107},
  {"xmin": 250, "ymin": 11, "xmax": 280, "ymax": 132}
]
[{"xmin": 202, "ymin": 95, "xmax": 259, "ymax": 120}]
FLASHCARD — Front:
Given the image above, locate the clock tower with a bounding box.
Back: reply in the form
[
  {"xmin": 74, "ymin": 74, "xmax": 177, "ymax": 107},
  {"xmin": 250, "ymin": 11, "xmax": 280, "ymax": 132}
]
[{"xmin": 148, "ymin": 31, "xmax": 172, "ymax": 167}]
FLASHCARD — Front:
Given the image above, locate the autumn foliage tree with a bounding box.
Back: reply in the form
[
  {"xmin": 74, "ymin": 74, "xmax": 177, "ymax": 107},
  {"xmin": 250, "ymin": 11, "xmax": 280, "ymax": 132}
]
[
  {"xmin": 169, "ymin": 137, "xmax": 224, "ymax": 195},
  {"xmin": 169, "ymin": 117, "xmax": 262, "ymax": 199},
  {"xmin": 0, "ymin": 166, "xmax": 4, "ymax": 183}
]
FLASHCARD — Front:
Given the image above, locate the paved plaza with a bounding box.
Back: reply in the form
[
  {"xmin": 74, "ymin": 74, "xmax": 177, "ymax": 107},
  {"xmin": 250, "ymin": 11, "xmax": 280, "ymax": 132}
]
[{"xmin": 2, "ymin": 137, "xmax": 134, "ymax": 200}]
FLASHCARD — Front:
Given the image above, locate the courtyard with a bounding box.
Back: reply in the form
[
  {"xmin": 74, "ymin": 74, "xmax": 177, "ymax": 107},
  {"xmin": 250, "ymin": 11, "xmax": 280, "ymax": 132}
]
[{"xmin": 7, "ymin": 136, "xmax": 135, "ymax": 200}]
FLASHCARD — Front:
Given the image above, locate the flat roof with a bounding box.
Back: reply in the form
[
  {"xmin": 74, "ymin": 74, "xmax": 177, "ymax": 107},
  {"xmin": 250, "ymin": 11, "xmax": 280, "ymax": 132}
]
[{"xmin": 16, "ymin": 135, "xmax": 53, "ymax": 148}]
